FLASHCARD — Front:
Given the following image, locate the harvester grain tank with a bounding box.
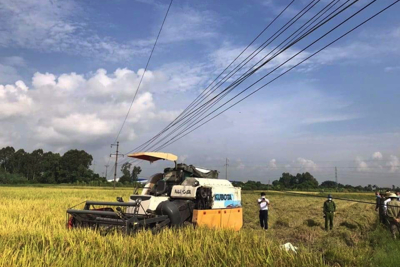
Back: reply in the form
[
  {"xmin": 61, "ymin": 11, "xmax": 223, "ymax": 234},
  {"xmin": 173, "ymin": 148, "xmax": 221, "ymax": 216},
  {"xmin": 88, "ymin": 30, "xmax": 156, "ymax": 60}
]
[{"xmin": 66, "ymin": 152, "xmax": 242, "ymax": 234}]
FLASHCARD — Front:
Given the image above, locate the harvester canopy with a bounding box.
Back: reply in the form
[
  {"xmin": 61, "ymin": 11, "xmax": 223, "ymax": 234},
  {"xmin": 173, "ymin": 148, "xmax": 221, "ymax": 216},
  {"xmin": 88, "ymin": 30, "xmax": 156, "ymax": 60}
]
[
  {"xmin": 127, "ymin": 152, "xmax": 178, "ymax": 163},
  {"xmin": 164, "ymin": 163, "xmax": 218, "ymax": 179}
]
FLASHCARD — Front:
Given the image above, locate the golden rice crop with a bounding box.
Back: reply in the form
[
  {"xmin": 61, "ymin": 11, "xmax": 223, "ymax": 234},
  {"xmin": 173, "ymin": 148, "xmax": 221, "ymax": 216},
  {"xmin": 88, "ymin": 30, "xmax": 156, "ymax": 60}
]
[{"xmin": 0, "ymin": 186, "xmax": 388, "ymax": 266}]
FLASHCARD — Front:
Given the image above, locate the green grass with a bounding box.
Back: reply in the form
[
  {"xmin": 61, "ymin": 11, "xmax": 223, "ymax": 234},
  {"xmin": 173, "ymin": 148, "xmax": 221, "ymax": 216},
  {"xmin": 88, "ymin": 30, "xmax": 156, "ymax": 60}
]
[{"xmin": 0, "ymin": 187, "xmax": 398, "ymax": 266}]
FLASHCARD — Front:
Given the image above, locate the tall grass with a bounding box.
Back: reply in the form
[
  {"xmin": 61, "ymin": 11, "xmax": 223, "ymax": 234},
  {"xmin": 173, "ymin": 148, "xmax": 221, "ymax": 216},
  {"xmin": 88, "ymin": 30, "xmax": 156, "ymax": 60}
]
[{"xmin": 0, "ymin": 187, "xmax": 395, "ymax": 266}]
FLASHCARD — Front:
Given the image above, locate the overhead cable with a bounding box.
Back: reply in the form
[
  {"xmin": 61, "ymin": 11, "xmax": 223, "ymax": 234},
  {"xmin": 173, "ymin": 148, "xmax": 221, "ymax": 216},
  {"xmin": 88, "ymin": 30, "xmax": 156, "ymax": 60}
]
[{"xmin": 153, "ymin": 0, "xmax": 399, "ymax": 152}]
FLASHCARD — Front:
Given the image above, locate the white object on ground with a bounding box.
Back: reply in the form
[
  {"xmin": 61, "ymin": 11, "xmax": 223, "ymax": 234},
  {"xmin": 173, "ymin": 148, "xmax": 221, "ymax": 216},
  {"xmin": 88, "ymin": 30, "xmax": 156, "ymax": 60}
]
[{"xmin": 280, "ymin": 242, "xmax": 298, "ymax": 253}]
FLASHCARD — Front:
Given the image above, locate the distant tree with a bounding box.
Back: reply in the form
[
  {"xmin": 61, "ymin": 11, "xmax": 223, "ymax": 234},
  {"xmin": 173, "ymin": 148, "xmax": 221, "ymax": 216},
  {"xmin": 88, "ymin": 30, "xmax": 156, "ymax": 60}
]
[
  {"xmin": 39, "ymin": 152, "xmax": 61, "ymax": 183},
  {"xmin": 119, "ymin": 162, "xmax": 142, "ymax": 184},
  {"xmin": 59, "ymin": 149, "xmax": 93, "ymax": 183},
  {"xmin": 299, "ymin": 172, "xmax": 319, "ymax": 188},
  {"xmin": 119, "ymin": 162, "xmax": 132, "ymax": 184},
  {"xmin": 0, "ymin": 146, "xmax": 15, "ymax": 172},
  {"xmin": 11, "ymin": 149, "xmax": 28, "ymax": 176},
  {"xmin": 132, "ymin": 166, "xmax": 141, "ymax": 183},
  {"xmin": 273, "ymin": 172, "xmax": 318, "ymax": 189},
  {"xmin": 279, "ymin": 173, "xmax": 292, "ymax": 188},
  {"xmin": 320, "ymin": 180, "xmax": 337, "ymax": 188}
]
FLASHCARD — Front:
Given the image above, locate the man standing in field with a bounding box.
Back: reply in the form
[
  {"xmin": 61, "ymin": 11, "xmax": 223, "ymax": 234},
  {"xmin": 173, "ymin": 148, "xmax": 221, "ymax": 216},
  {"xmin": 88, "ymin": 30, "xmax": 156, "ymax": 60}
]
[
  {"xmin": 386, "ymin": 193, "xmax": 400, "ymax": 239},
  {"xmin": 384, "ymin": 191, "xmax": 395, "ymax": 214},
  {"xmin": 258, "ymin": 192, "xmax": 270, "ymax": 230},
  {"xmin": 376, "ymin": 191, "xmax": 386, "ymax": 224},
  {"xmin": 323, "ymin": 194, "xmax": 336, "ymax": 231}
]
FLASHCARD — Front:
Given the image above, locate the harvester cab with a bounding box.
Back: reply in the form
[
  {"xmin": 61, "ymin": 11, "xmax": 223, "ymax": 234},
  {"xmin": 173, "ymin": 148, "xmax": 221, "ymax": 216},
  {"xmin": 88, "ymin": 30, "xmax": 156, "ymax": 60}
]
[{"xmin": 67, "ymin": 152, "xmax": 242, "ymax": 235}]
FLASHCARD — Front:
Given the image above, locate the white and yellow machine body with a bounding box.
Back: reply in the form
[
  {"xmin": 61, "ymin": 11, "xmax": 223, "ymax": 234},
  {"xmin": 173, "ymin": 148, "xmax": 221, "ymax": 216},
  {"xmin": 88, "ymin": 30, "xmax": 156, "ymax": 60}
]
[
  {"xmin": 171, "ymin": 177, "xmax": 242, "ymax": 230},
  {"xmin": 171, "ymin": 178, "xmax": 242, "ymax": 209},
  {"xmin": 126, "ymin": 152, "xmax": 243, "ymax": 231}
]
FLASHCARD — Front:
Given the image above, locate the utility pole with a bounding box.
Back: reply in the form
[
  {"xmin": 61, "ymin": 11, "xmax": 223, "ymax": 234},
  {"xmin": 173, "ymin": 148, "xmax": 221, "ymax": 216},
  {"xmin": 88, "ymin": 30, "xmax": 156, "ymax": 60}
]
[
  {"xmin": 110, "ymin": 141, "xmax": 124, "ymax": 189},
  {"xmin": 104, "ymin": 164, "xmax": 109, "ymax": 180},
  {"xmin": 224, "ymin": 158, "xmax": 229, "ymax": 180},
  {"xmin": 335, "ymin": 166, "xmax": 338, "ymax": 191}
]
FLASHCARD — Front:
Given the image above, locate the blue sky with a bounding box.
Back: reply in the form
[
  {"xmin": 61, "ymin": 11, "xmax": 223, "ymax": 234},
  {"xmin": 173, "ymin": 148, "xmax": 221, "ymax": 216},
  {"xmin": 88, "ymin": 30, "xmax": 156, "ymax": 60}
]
[{"xmin": 0, "ymin": 0, "xmax": 399, "ymax": 186}]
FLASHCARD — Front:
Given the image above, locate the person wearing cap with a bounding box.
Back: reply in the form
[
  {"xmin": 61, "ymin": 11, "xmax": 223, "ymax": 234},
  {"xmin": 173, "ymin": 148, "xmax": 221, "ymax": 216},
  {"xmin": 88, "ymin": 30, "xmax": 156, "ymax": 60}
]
[
  {"xmin": 323, "ymin": 194, "xmax": 336, "ymax": 231},
  {"xmin": 384, "ymin": 191, "xmax": 395, "ymax": 214},
  {"xmin": 386, "ymin": 193, "xmax": 400, "ymax": 239},
  {"xmin": 258, "ymin": 192, "xmax": 270, "ymax": 230}
]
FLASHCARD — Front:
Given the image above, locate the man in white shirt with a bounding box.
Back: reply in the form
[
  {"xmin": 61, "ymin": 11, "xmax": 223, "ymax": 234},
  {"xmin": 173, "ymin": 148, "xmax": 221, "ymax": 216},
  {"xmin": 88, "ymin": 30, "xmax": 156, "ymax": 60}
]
[
  {"xmin": 384, "ymin": 191, "xmax": 397, "ymax": 214},
  {"xmin": 258, "ymin": 192, "xmax": 270, "ymax": 230}
]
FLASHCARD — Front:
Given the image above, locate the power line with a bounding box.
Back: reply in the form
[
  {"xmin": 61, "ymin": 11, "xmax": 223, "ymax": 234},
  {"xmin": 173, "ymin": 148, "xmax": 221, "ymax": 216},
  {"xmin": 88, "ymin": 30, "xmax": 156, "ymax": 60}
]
[
  {"xmin": 122, "ymin": 0, "xmax": 336, "ymax": 162},
  {"xmin": 122, "ymin": 0, "xmax": 297, "ymax": 155},
  {"xmin": 113, "ymin": 0, "xmax": 174, "ymax": 143},
  {"xmin": 120, "ymin": 1, "xmax": 399, "ymax": 170},
  {"xmin": 152, "ymin": 0, "xmax": 398, "ymax": 153},
  {"xmin": 156, "ymin": 0, "xmax": 345, "ymax": 140},
  {"xmin": 121, "ymin": 0, "xmax": 354, "ymax": 167},
  {"xmin": 106, "ymin": 0, "xmax": 174, "ymax": 178},
  {"xmin": 139, "ymin": 0, "xmax": 361, "ymax": 153},
  {"xmin": 140, "ymin": 0, "xmax": 327, "ymax": 152},
  {"xmin": 118, "ymin": 0, "xmax": 314, "ymax": 167}
]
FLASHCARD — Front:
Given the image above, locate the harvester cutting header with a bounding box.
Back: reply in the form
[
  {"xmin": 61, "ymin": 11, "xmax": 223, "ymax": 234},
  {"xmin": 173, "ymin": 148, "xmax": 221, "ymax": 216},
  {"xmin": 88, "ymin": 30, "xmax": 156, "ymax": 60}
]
[{"xmin": 67, "ymin": 152, "xmax": 243, "ymax": 234}]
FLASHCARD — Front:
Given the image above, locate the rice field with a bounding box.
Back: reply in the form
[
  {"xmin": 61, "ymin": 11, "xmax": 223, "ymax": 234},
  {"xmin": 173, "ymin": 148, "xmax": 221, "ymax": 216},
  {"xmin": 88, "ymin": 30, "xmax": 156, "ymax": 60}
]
[{"xmin": 0, "ymin": 186, "xmax": 398, "ymax": 267}]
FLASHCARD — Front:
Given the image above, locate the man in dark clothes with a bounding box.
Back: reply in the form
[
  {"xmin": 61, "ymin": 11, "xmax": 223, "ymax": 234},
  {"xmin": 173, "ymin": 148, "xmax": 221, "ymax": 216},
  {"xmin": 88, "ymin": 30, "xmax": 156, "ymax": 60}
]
[
  {"xmin": 376, "ymin": 191, "xmax": 386, "ymax": 224},
  {"xmin": 323, "ymin": 194, "xmax": 336, "ymax": 231}
]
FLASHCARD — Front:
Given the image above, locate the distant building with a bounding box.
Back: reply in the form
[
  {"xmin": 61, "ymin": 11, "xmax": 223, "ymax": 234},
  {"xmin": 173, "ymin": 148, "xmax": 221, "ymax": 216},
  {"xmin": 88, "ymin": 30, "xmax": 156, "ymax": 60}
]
[{"xmin": 106, "ymin": 177, "xmax": 148, "ymax": 183}]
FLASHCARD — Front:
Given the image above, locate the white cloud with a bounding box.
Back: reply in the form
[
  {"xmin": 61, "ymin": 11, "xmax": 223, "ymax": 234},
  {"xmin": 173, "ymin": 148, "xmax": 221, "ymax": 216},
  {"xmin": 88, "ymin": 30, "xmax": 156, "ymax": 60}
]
[
  {"xmin": 0, "ymin": 63, "xmax": 22, "ymax": 84},
  {"xmin": 210, "ymin": 43, "xmax": 311, "ymax": 80},
  {"xmin": 236, "ymin": 159, "xmax": 245, "ymax": 170},
  {"xmin": 3, "ymin": 56, "xmax": 26, "ymax": 67},
  {"xmin": 268, "ymin": 159, "xmax": 277, "ymax": 170},
  {"xmin": 160, "ymin": 6, "xmax": 218, "ymax": 44},
  {"xmin": 0, "ymin": 0, "xmax": 149, "ymax": 62},
  {"xmin": 0, "ymin": 0, "xmax": 220, "ymax": 62},
  {"xmin": 372, "ymin": 151, "xmax": 383, "ymax": 160},
  {"xmin": 315, "ymin": 27, "xmax": 400, "ymax": 65},
  {"xmin": 356, "ymin": 157, "xmax": 369, "ymax": 172},
  {"xmin": 301, "ymin": 114, "xmax": 358, "ymax": 125},
  {"xmin": 0, "ymin": 67, "xmax": 182, "ymax": 149},
  {"xmin": 52, "ymin": 114, "xmax": 113, "ymax": 136},
  {"xmin": 0, "ymin": 81, "xmax": 33, "ymax": 119},
  {"xmin": 387, "ymin": 155, "xmax": 399, "ymax": 173},
  {"xmin": 32, "ymin": 72, "xmax": 57, "ymax": 88},
  {"xmin": 384, "ymin": 66, "xmax": 400, "ymax": 72},
  {"xmin": 210, "ymin": 25, "xmax": 400, "ymax": 81},
  {"xmin": 296, "ymin": 157, "xmax": 317, "ymax": 172}
]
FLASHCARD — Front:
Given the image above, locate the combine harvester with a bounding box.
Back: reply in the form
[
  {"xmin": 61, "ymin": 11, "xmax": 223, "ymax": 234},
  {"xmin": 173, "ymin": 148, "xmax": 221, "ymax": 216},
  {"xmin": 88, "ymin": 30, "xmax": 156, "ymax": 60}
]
[{"xmin": 67, "ymin": 152, "xmax": 242, "ymax": 234}]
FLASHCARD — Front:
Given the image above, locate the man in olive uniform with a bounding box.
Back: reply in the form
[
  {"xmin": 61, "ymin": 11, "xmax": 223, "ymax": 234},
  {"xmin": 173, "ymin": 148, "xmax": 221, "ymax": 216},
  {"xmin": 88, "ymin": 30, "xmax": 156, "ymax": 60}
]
[
  {"xmin": 386, "ymin": 193, "xmax": 400, "ymax": 239},
  {"xmin": 323, "ymin": 194, "xmax": 336, "ymax": 231}
]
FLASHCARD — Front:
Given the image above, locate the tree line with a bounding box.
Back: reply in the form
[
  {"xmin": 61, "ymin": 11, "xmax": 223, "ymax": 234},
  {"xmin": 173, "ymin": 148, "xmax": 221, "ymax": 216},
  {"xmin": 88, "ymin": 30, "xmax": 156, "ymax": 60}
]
[
  {"xmin": 0, "ymin": 146, "xmax": 397, "ymax": 191},
  {"xmin": 232, "ymin": 172, "xmax": 399, "ymax": 192},
  {"xmin": 0, "ymin": 146, "xmax": 141, "ymax": 186}
]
